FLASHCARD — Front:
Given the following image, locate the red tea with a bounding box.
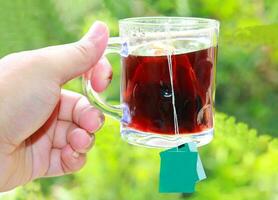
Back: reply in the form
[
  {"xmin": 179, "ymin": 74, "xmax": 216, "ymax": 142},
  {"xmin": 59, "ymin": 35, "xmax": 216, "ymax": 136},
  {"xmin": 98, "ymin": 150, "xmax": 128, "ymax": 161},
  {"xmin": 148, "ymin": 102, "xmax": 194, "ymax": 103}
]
[{"xmin": 122, "ymin": 46, "xmax": 217, "ymax": 135}]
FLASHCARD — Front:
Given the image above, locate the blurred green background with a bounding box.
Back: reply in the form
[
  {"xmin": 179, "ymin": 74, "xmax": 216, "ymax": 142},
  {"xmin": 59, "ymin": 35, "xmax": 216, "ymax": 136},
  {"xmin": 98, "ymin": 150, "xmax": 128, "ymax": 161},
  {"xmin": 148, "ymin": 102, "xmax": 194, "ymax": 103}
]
[{"xmin": 0, "ymin": 0, "xmax": 277, "ymax": 200}]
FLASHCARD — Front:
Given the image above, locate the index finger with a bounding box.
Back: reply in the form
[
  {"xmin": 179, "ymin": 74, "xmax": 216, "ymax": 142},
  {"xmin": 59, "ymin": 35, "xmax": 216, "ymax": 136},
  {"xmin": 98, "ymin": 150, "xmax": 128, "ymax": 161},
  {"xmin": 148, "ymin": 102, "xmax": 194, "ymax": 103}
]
[{"xmin": 89, "ymin": 57, "xmax": 112, "ymax": 93}]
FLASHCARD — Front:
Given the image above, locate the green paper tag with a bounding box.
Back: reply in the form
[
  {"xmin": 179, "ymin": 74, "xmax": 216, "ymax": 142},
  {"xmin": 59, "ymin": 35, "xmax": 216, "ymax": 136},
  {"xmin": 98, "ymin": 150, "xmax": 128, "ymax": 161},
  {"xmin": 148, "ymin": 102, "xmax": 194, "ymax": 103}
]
[{"xmin": 159, "ymin": 143, "xmax": 206, "ymax": 193}]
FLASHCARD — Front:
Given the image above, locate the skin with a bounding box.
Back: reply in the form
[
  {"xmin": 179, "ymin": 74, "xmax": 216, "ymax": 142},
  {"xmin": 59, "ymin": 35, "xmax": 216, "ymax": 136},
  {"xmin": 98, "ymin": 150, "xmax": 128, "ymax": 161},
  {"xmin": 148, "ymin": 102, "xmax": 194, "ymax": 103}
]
[{"xmin": 0, "ymin": 21, "xmax": 112, "ymax": 192}]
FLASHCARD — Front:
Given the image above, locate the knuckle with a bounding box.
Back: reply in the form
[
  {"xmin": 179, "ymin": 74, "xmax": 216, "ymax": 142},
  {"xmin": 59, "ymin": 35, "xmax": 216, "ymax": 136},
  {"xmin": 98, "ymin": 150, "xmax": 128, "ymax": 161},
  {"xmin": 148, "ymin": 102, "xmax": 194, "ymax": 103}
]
[
  {"xmin": 75, "ymin": 42, "xmax": 89, "ymax": 58},
  {"xmin": 73, "ymin": 41, "xmax": 96, "ymax": 66}
]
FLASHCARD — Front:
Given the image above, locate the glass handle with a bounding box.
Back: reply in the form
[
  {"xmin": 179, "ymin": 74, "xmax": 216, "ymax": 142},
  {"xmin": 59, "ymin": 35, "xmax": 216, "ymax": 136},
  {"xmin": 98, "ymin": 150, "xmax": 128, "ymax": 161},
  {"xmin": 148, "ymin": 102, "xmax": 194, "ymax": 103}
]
[{"xmin": 82, "ymin": 37, "xmax": 122, "ymax": 120}]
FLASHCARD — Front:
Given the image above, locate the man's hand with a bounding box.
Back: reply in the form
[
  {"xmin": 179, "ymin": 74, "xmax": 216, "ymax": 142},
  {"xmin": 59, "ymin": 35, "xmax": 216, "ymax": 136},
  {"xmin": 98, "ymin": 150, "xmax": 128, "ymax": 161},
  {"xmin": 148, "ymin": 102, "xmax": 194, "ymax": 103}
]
[{"xmin": 0, "ymin": 21, "xmax": 112, "ymax": 192}]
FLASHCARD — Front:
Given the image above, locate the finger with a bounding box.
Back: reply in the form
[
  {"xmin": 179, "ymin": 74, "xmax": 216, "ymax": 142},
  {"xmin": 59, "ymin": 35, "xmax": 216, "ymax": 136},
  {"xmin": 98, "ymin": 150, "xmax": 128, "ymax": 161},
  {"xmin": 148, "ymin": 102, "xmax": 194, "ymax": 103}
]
[
  {"xmin": 45, "ymin": 146, "xmax": 86, "ymax": 177},
  {"xmin": 61, "ymin": 144, "xmax": 86, "ymax": 173},
  {"xmin": 68, "ymin": 128, "xmax": 94, "ymax": 154},
  {"xmin": 8, "ymin": 21, "xmax": 109, "ymax": 85},
  {"xmin": 53, "ymin": 120, "xmax": 95, "ymax": 152},
  {"xmin": 58, "ymin": 90, "xmax": 104, "ymax": 133},
  {"xmin": 90, "ymin": 57, "xmax": 113, "ymax": 93},
  {"xmin": 44, "ymin": 149, "xmax": 64, "ymax": 177},
  {"xmin": 53, "ymin": 121, "xmax": 77, "ymax": 149},
  {"xmin": 53, "ymin": 121, "xmax": 94, "ymax": 153}
]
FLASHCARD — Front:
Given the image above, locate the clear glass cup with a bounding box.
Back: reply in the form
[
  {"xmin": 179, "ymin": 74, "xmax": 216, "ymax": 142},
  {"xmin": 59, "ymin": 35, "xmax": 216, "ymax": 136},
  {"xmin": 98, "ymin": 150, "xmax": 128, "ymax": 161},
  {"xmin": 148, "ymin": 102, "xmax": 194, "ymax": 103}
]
[{"xmin": 83, "ymin": 17, "xmax": 219, "ymax": 148}]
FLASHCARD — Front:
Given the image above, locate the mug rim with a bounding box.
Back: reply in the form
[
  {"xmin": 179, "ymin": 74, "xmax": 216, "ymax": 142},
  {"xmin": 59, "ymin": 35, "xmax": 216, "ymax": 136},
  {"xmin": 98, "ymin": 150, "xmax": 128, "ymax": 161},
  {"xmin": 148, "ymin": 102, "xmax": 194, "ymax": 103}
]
[{"xmin": 119, "ymin": 16, "xmax": 220, "ymax": 29}]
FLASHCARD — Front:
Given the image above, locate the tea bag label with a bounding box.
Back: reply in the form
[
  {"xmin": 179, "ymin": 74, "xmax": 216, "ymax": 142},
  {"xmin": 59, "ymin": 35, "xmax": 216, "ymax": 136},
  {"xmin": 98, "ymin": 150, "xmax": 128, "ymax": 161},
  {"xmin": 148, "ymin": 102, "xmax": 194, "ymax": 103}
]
[{"xmin": 159, "ymin": 142, "xmax": 206, "ymax": 193}]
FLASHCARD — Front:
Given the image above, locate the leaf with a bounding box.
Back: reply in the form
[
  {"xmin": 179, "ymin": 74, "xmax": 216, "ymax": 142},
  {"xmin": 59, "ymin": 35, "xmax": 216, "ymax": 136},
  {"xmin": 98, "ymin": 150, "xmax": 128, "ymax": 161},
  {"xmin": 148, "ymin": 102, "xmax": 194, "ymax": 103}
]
[{"xmin": 223, "ymin": 24, "xmax": 278, "ymax": 49}]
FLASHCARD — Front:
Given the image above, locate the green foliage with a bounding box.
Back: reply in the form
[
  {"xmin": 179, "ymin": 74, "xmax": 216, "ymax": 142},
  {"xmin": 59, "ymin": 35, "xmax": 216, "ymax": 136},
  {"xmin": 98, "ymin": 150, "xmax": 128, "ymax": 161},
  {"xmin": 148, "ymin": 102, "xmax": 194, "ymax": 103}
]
[
  {"xmin": 187, "ymin": 0, "xmax": 278, "ymax": 135},
  {"xmin": 0, "ymin": 0, "xmax": 74, "ymax": 57},
  {"xmin": 228, "ymin": 24, "xmax": 278, "ymax": 49},
  {"xmin": 1, "ymin": 113, "xmax": 277, "ymax": 200}
]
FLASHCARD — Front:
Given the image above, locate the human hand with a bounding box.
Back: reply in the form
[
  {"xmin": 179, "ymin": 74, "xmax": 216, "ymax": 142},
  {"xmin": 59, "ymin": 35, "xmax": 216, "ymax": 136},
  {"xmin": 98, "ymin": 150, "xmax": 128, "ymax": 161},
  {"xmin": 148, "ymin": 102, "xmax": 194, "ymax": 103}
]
[{"xmin": 0, "ymin": 21, "xmax": 112, "ymax": 192}]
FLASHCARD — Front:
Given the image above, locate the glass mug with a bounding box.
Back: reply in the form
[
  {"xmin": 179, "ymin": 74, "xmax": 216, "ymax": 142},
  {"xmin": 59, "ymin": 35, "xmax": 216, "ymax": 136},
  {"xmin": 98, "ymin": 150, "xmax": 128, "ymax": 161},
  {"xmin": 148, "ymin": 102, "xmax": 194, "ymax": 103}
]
[{"xmin": 83, "ymin": 17, "xmax": 219, "ymax": 148}]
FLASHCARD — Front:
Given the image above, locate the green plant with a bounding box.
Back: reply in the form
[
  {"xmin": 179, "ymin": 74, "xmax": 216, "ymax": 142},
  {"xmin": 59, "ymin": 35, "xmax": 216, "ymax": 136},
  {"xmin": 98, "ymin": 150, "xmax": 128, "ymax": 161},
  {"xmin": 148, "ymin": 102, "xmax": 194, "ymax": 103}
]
[{"xmin": 1, "ymin": 113, "xmax": 277, "ymax": 200}]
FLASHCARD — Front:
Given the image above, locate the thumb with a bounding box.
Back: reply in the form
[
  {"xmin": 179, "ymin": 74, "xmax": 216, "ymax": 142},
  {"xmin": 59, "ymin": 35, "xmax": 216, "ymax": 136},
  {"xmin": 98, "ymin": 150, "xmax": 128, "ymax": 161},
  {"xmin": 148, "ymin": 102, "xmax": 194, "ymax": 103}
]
[{"xmin": 30, "ymin": 21, "xmax": 109, "ymax": 84}]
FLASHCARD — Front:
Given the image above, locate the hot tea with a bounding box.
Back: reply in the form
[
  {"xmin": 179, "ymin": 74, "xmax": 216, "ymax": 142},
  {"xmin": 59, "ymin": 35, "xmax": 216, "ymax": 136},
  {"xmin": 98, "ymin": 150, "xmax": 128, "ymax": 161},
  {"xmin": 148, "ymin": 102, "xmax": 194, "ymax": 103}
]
[
  {"xmin": 122, "ymin": 44, "xmax": 217, "ymax": 135},
  {"xmin": 83, "ymin": 17, "xmax": 219, "ymax": 147}
]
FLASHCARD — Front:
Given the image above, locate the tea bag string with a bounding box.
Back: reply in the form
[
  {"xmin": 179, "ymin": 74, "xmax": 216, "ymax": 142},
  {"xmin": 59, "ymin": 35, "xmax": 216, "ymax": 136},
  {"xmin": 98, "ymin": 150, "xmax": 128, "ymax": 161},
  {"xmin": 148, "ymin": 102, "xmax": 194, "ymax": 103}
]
[{"xmin": 165, "ymin": 22, "xmax": 181, "ymax": 152}]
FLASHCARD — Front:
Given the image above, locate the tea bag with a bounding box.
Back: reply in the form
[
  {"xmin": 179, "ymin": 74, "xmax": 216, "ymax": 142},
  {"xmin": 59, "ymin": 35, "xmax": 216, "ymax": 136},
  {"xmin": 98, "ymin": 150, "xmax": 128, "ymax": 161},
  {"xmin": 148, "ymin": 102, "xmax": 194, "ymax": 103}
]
[
  {"xmin": 159, "ymin": 142, "xmax": 206, "ymax": 193},
  {"xmin": 159, "ymin": 24, "xmax": 206, "ymax": 193}
]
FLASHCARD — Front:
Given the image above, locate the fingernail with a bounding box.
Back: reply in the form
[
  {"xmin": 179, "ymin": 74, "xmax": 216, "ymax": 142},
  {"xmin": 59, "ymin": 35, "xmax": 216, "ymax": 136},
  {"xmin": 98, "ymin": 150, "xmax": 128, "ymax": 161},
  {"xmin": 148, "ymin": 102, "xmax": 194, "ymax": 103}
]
[
  {"xmin": 72, "ymin": 151, "xmax": 80, "ymax": 158},
  {"xmin": 102, "ymin": 74, "xmax": 113, "ymax": 90},
  {"xmin": 87, "ymin": 21, "xmax": 108, "ymax": 40},
  {"xmin": 100, "ymin": 58, "xmax": 113, "ymax": 82},
  {"xmin": 86, "ymin": 134, "xmax": 95, "ymax": 150},
  {"xmin": 107, "ymin": 71, "xmax": 113, "ymax": 82},
  {"xmin": 85, "ymin": 136, "xmax": 93, "ymax": 149},
  {"xmin": 96, "ymin": 114, "xmax": 105, "ymax": 132}
]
